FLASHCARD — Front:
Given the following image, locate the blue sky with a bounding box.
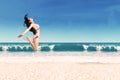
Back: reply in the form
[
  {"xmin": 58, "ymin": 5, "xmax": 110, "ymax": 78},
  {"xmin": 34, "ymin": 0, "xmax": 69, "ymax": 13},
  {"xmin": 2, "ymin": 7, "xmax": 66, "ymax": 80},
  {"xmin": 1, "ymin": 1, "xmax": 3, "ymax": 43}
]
[{"xmin": 0, "ymin": 0, "xmax": 120, "ymax": 42}]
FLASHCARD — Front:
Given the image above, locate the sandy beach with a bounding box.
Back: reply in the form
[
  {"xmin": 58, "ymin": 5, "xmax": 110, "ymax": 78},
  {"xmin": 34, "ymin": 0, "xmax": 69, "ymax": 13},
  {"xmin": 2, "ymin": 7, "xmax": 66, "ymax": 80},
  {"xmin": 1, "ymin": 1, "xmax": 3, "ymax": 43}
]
[
  {"xmin": 0, "ymin": 62, "xmax": 120, "ymax": 80},
  {"xmin": 0, "ymin": 56, "xmax": 120, "ymax": 80}
]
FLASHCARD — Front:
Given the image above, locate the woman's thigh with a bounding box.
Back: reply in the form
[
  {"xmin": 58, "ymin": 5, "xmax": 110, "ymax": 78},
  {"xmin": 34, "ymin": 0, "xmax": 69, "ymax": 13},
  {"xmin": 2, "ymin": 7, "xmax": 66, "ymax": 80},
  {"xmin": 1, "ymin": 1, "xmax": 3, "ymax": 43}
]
[{"xmin": 33, "ymin": 38, "xmax": 39, "ymax": 48}]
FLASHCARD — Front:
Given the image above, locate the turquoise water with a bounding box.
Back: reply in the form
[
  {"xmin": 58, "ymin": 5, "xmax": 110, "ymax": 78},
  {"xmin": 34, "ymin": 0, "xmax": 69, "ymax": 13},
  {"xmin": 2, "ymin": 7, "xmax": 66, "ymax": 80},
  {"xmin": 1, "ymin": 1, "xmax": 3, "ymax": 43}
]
[{"xmin": 0, "ymin": 42, "xmax": 120, "ymax": 52}]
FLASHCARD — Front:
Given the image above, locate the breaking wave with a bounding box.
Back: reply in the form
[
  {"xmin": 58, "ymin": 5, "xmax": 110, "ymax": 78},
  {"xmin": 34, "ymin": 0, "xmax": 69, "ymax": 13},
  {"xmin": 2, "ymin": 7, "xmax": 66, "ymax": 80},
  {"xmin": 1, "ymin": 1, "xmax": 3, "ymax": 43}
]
[{"xmin": 0, "ymin": 43, "xmax": 120, "ymax": 52}]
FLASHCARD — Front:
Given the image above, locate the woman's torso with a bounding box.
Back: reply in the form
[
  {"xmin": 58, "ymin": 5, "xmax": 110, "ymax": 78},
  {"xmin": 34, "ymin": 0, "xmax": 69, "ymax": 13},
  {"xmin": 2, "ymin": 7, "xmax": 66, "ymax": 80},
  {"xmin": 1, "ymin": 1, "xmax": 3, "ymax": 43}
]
[{"xmin": 30, "ymin": 23, "xmax": 40, "ymax": 35}]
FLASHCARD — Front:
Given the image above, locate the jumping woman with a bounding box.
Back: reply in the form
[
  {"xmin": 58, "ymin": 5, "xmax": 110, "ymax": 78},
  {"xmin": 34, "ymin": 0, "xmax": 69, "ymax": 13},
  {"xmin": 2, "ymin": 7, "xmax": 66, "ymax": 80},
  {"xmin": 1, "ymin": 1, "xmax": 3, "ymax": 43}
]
[{"xmin": 18, "ymin": 14, "xmax": 40, "ymax": 50}]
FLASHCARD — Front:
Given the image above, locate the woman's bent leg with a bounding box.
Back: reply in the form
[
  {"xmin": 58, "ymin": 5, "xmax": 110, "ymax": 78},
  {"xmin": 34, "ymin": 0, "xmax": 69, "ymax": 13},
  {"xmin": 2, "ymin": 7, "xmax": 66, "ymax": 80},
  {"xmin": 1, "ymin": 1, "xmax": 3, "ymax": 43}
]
[{"xmin": 24, "ymin": 37, "xmax": 36, "ymax": 50}]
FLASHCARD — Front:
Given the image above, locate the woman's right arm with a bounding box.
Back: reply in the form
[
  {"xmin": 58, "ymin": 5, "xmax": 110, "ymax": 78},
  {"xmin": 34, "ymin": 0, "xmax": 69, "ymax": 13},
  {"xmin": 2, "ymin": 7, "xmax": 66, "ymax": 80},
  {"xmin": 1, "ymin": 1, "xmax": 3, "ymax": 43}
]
[{"xmin": 18, "ymin": 24, "xmax": 33, "ymax": 38}]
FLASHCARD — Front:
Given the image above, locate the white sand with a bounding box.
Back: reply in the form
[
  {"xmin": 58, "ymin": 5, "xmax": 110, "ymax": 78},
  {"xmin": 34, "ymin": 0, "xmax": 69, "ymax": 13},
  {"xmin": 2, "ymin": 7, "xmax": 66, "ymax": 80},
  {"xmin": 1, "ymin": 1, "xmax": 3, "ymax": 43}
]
[
  {"xmin": 0, "ymin": 62, "xmax": 120, "ymax": 80},
  {"xmin": 0, "ymin": 54, "xmax": 120, "ymax": 80}
]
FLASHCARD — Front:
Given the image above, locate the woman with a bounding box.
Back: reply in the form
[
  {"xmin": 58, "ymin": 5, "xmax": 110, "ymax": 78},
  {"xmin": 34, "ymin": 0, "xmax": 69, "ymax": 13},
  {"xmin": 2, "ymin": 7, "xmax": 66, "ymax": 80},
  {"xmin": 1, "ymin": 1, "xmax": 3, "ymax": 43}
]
[{"xmin": 18, "ymin": 14, "xmax": 40, "ymax": 50}]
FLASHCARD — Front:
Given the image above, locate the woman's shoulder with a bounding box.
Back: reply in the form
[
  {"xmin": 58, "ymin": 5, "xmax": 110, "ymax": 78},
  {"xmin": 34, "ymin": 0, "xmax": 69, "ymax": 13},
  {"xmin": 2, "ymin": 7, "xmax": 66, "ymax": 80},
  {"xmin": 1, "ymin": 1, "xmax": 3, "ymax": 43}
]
[
  {"xmin": 31, "ymin": 23, "xmax": 40, "ymax": 27},
  {"xmin": 35, "ymin": 24, "xmax": 40, "ymax": 28}
]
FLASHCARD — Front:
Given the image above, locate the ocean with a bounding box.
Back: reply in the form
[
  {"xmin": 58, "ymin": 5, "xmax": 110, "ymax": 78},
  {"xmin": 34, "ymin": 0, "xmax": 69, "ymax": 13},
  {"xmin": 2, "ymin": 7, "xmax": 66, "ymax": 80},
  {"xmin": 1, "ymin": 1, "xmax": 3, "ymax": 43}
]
[
  {"xmin": 0, "ymin": 42, "xmax": 120, "ymax": 63},
  {"xmin": 0, "ymin": 42, "xmax": 120, "ymax": 52}
]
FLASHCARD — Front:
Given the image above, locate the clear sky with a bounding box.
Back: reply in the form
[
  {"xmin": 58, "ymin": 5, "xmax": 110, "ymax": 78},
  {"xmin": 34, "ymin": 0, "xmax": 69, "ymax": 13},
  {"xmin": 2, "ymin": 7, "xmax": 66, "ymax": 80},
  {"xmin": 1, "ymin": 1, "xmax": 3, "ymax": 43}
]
[{"xmin": 0, "ymin": 0, "xmax": 120, "ymax": 42}]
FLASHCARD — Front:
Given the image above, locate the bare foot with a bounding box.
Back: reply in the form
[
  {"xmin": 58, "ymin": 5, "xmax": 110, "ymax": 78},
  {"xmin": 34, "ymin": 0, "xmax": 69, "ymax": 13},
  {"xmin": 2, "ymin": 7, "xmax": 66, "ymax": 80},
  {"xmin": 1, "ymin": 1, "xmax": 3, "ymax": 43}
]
[{"xmin": 24, "ymin": 37, "xmax": 31, "ymax": 42}]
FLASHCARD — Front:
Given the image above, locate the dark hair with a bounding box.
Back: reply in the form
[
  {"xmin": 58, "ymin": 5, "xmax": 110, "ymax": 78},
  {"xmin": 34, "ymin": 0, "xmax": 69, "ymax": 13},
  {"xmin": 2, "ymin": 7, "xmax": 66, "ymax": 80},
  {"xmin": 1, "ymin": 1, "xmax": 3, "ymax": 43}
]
[{"xmin": 24, "ymin": 14, "xmax": 36, "ymax": 34}]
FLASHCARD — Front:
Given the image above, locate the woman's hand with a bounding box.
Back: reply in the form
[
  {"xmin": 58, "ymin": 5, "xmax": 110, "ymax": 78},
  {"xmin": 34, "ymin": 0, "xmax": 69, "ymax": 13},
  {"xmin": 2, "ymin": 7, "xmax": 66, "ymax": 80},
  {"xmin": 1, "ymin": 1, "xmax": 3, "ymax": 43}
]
[{"xmin": 18, "ymin": 34, "xmax": 23, "ymax": 38}]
